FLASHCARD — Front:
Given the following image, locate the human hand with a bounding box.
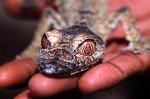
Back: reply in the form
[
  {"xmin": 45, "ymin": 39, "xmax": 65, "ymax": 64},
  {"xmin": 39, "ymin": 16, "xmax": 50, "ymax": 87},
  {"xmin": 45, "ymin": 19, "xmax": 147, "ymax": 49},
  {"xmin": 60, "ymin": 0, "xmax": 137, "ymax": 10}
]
[
  {"xmin": 5, "ymin": 0, "xmax": 57, "ymax": 18},
  {"xmin": 109, "ymin": 0, "xmax": 150, "ymax": 38},
  {"xmin": 0, "ymin": 0, "xmax": 150, "ymax": 99}
]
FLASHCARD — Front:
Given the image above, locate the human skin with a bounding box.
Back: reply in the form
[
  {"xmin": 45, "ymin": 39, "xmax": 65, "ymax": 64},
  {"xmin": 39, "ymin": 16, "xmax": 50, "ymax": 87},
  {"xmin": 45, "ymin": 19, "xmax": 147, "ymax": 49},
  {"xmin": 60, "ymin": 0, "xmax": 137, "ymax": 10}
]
[
  {"xmin": 4, "ymin": 0, "xmax": 57, "ymax": 18},
  {"xmin": 0, "ymin": 0, "xmax": 150, "ymax": 98}
]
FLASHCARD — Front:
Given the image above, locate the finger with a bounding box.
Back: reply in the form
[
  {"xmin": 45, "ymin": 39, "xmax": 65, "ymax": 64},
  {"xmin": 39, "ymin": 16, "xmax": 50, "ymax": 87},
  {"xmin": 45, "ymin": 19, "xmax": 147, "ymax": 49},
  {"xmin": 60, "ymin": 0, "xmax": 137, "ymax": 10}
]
[
  {"xmin": 5, "ymin": 0, "xmax": 57, "ymax": 18},
  {"xmin": 137, "ymin": 18, "xmax": 150, "ymax": 36},
  {"xmin": 106, "ymin": 16, "xmax": 150, "ymax": 40},
  {"xmin": 14, "ymin": 90, "xmax": 33, "ymax": 99},
  {"xmin": 105, "ymin": 40, "xmax": 127, "ymax": 54},
  {"xmin": 109, "ymin": 0, "xmax": 150, "ymax": 19},
  {"xmin": 27, "ymin": 41, "xmax": 127, "ymax": 97},
  {"xmin": 5, "ymin": 0, "xmax": 22, "ymax": 16},
  {"xmin": 79, "ymin": 52, "xmax": 150, "ymax": 93},
  {"xmin": 0, "ymin": 58, "xmax": 37, "ymax": 89},
  {"xmin": 28, "ymin": 73, "xmax": 78, "ymax": 97},
  {"xmin": 107, "ymin": 0, "xmax": 150, "ymax": 40}
]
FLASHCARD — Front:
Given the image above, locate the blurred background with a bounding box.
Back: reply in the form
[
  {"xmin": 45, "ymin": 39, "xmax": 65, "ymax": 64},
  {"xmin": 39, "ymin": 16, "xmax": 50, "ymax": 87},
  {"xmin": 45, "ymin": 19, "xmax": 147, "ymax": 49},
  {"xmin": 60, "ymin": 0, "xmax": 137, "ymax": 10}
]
[
  {"xmin": 0, "ymin": 0, "xmax": 150, "ymax": 99},
  {"xmin": 0, "ymin": 0, "xmax": 37, "ymax": 64}
]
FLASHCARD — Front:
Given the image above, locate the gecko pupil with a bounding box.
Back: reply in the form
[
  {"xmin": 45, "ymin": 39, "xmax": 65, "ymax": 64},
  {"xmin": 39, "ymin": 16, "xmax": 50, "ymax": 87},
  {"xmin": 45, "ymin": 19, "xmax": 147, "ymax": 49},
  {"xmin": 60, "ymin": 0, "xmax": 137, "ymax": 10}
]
[
  {"xmin": 79, "ymin": 40, "xmax": 96, "ymax": 56},
  {"xmin": 41, "ymin": 34, "xmax": 50, "ymax": 49}
]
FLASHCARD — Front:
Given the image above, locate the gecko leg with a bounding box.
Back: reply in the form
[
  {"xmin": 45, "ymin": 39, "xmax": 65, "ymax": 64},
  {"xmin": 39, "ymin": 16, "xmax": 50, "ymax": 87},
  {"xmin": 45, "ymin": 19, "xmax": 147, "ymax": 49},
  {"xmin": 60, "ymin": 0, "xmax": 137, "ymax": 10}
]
[
  {"xmin": 18, "ymin": 7, "xmax": 67, "ymax": 59},
  {"xmin": 98, "ymin": 7, "xmax": 150, "ymax": 53}
]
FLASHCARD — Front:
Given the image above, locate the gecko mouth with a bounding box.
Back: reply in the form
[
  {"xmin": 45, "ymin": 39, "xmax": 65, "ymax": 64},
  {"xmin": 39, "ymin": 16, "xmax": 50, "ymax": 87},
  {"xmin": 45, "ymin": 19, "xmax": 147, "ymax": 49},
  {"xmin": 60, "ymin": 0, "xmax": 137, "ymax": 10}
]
[
  {"xmin": 39, "ymin": 58, "xmax": 70, "ymax": 76},
  {"xmin": 39, "ymin": 62, "xmax": 72, "ymax": 77},
  {"xmin": 39, "ymin": 56, "xmax": 102, "ymax": 77}
]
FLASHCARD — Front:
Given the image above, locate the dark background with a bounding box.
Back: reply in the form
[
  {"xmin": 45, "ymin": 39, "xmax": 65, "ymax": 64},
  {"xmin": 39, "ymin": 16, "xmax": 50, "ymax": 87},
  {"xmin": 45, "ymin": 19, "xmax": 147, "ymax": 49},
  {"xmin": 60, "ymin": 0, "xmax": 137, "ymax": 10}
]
[
  {"xmin": 0, "ymin": 0, "xmax": 37, "ymax": 63},
  {"xmin": 0, "ymin": 0, "xmax": 150, "ymax": 99}
]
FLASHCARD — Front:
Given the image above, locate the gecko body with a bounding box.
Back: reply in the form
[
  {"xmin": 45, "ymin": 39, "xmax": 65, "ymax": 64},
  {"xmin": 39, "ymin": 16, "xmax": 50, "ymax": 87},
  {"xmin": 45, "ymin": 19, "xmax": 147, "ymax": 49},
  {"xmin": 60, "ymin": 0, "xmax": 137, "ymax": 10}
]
[{"xmin": 19, "ymin": 0, "xmax": 150, "ymax": 77}]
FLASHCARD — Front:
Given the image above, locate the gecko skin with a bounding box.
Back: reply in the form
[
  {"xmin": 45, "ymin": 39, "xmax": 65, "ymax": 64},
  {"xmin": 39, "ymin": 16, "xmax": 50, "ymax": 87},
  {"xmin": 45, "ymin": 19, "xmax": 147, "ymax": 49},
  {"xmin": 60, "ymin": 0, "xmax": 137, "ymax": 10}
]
[
  {"xmin": 20, "ymin": 0, "xmax": 150, "ymax": 77},
  {"xmin": 39, "ymin": 25, "xmax": 105, "ymax": 77}
]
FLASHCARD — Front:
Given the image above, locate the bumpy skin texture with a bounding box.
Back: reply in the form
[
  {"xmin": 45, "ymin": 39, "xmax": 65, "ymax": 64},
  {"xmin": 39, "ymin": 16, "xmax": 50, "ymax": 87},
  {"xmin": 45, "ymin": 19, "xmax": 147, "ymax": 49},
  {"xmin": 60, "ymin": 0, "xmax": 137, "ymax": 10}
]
[
  {"xmin": 20, "ymin": 0, "xmax": 150, "ymax": 78},
  {"xmin": 39, "ymin": 25, "xmax": 105, "ymax": 77}
]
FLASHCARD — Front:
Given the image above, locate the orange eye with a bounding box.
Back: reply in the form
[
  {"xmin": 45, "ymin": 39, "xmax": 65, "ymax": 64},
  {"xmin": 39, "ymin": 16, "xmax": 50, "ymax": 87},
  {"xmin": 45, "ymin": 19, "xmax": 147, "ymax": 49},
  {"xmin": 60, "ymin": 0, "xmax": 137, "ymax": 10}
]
[
  {"xmin": 41, "ymin": 34, "xmax": 50, "ymax": 49},
  {"xmin": 79, "ymin": 40, "xmax": 96, "ymax": 56}
]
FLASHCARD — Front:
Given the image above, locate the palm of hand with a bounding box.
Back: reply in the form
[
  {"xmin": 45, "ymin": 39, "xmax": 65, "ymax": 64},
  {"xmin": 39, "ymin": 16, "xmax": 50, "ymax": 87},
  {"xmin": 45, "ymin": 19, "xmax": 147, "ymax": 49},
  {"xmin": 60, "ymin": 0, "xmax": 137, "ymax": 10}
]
[{"xmin": 0, "ymin": 0, "xmax": 150, "ymax": 98}]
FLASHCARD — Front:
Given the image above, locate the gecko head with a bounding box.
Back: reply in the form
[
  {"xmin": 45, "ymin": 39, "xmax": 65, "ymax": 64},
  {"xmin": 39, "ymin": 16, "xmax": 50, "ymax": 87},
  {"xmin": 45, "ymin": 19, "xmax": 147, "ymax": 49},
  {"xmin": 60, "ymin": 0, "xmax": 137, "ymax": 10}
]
[{"xmin": 39, "ymin": 25, "xmax": 105, "ymax": 77}]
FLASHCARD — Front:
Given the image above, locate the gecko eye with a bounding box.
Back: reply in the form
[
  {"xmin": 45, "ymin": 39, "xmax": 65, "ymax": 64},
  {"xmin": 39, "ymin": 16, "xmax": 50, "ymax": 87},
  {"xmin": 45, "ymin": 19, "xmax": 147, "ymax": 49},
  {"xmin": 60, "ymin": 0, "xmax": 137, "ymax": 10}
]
[
  {"xmin": 41, "ymin": 33, "xmax": 50, "ymax": 49},
  {"xmin": 78, "ymin": 40, "xmax": 96, "ymax": 56}
]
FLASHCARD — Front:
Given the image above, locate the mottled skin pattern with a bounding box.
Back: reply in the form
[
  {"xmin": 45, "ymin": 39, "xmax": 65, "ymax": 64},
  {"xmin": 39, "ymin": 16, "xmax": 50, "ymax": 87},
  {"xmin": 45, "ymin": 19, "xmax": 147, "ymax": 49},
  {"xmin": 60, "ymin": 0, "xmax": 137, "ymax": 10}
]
[
  {"xmin": 39, "ymin": 25, "xmax": 104, "ymax": 77},
  {"xmin": 19, "ymin": 0, "xmax": 150, "ymax": 77}
]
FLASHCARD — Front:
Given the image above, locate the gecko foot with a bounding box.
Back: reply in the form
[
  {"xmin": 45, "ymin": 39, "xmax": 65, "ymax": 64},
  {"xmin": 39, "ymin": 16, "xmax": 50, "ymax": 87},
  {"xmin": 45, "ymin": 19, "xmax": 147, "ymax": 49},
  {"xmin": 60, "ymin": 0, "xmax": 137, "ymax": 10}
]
[{"xmin": 122, "ymin": 39, "xmax": 150, "ymax": 54}]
